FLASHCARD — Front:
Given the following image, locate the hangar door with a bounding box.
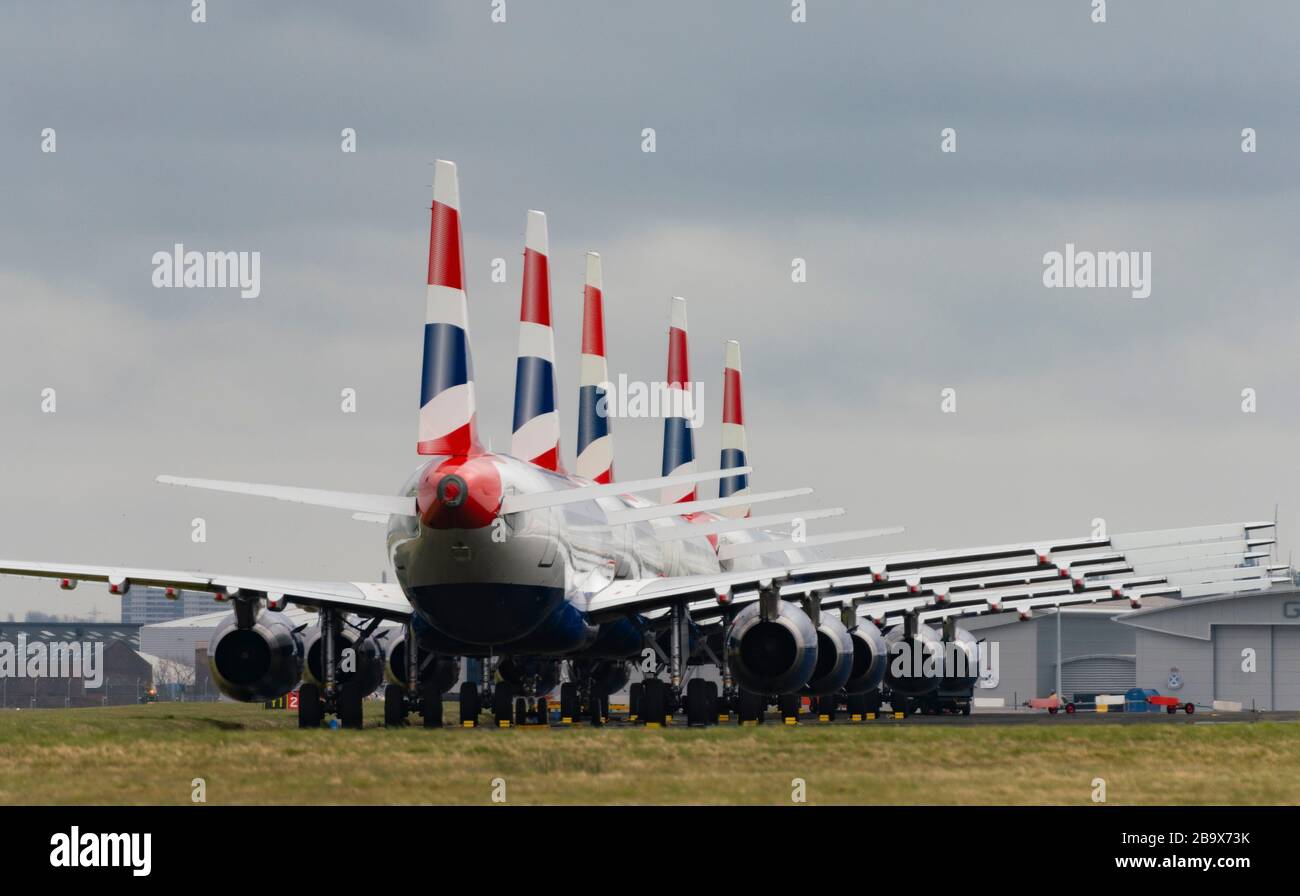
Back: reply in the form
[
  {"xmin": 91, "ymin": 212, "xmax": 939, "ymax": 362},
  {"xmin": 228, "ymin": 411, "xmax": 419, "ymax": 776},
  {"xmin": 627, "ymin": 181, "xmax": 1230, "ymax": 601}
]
[
  {"xmin": 1060, "ymin": 656, "xmax": 1135, "ymax": 699},
  {"xmin": 1275, "ymin": 627, "xmax": 1300, "ymax": 711},
  {"xmin": 1214, "ymin": 625, "xmax": 1272, "ymax": 711}
]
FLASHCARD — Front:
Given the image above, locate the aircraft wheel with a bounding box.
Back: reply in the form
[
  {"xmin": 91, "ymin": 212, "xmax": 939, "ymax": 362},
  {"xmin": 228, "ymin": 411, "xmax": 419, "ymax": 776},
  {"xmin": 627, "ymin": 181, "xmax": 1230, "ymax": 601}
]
[
  {"xmin": 384, "ymin": 684, "xmax": 407, "ymax": 727},
  {"xmin": 961, "ymin": 701, "xmax": 972, "ymax": 716},
  {"xmin": 641, "ymin": 679, "xmax": 666, "ymax": 725},
  {"xmin": 777, "ymin": 693, "xmax": 801, "ymax": 722},
  {"xmin": 298, "ymin": 683, "xmax": 323, "ymax": 728},
  {"xmin": 686, "ymin": 679, "xmax": 709, "ymax": 726},
  {"xmin": 493, "ymin": 682, "xmax": 515, "ymax": 726},
  {"xmin": 705, "ymin": 680, "xmax": 720, "ymax": 722},
  {"xmin": 421, "ymin": 688, "xmax": 443, "ymax": 728},
  {"xmin": 536, "ymin": 697, "xmax": 549, "ymax": 724},
  {"xmin": 559, "ymin": 682, "xmax": 579, "ymax": 722},
  {"xmin": 738, "ymin": 689, "xmax": 765, "ymax": 723},
  {"xmin": 628, "ymin": 682, "xmax": 643, "ymax": 721},
  {"xmin": 846, "ymin": 692, "xmax": 868, "ymax": 719},
  {"xmin": 459, "ymin": 681, "xmax": 480, "ymax": 726},
  {"xmin": 514, "ymin": 697, "xmax": 528, "ymax": 726},
  {"xmin": 338, "ymin": 682, "xmax": 364, "ymax": 729},
  {"xmin": 588, "ymin": 687, "xmax": 607, "ymax": 727},
  {"xmin": 1185, "ymin": 703, "xmax": 1195, "ymax": 714}
]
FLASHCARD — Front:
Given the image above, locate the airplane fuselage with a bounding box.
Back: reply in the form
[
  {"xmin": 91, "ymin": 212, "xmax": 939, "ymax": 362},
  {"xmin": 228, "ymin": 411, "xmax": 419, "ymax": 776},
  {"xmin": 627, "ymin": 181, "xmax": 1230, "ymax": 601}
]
[{"xmin": 386, "ymin": 453, "xmax": 726, "ymax": 658}]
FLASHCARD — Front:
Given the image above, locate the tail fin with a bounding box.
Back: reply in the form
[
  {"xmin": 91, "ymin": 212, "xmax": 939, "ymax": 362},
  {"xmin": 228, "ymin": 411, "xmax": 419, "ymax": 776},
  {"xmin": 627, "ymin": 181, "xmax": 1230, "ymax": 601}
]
[
  {"xmin": 718, "ymin": 340, "xmax": 750, "ymax": 518},
  {"xmin": 660, "ymin": 296, "xmax": 697, "ymax": 503},
  {"xmin": 418, "ymin": 160, "xmax": 482, "ymax": 456},
  {"xmin": 576, "ymin": 251, "xmax": 614, "ymax": 483},
  {"xmin": 511, "ymin": 210, "xmax": 563, "ymax": 471}
]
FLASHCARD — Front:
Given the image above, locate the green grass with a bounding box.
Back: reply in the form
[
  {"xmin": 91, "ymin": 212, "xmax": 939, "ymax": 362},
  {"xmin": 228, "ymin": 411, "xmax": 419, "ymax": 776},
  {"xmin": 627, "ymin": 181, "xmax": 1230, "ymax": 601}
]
[{"xmin": 1, "ymin": 702, "xmax": 1298, "ymax": 805}]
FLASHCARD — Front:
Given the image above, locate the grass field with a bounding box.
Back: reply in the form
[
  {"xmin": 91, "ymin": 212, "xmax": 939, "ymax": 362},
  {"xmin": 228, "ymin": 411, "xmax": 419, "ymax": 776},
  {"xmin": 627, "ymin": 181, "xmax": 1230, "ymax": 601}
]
[{"xmin": 2, "ymin": 702, "xmax": 1298, "ymax": 805}]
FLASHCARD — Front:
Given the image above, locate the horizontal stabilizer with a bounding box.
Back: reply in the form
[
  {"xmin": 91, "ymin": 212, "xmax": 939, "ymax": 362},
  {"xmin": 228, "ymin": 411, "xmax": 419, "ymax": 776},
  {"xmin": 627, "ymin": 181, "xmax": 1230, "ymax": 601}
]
[
  {"xmin": 604, "ymin": 487, "xmax": 812, "ymax": 525},
  {"xmin": 499, "ymin": 466, "xmax": 752, "ymax": 515},
  {"xmin": 717, "ymin": 526, "xmax": 905, "ymax": 561},
  {"xmin": 653, "ymin": 507, "xmax": 845, "ymax": 541},
  {"xmin": 157, "ymin": 475, "xmax": 415, "ymax": 517}
]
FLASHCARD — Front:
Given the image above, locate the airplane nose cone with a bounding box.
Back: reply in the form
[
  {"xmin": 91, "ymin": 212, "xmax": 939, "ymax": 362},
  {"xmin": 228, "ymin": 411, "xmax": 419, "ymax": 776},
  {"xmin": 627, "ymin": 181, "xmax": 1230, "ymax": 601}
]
[{"xmin": 418, "ymin": 457, "xmax": 502, "ymax": 529}]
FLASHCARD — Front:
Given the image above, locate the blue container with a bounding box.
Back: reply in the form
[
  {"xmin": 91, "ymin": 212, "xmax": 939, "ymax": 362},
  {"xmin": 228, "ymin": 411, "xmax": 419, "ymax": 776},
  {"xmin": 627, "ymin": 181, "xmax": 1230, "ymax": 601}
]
[{"xmin": 1125, "ymin": 687, "xmax": 1161, "ymax": 713}]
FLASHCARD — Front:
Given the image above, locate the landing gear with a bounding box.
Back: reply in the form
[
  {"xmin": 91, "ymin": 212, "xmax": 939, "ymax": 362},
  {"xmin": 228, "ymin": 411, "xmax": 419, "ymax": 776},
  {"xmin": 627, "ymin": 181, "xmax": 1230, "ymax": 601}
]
[
  {"xmin": 587, "ymin": 687, "xmax": 607, "ymax": 726},
  {"xmin": 628, "ymin": 682, "xmax": 643, "ymax": 722},
  {"xmin": 559, "ymin": 682, "xmax": 579, "ymax": 723},
  {"xmin": 778, "ymin": 693, "xmax": 801, "ymax": 723},
  {"xmin": 514, "ymin": 697, "xmax": 528, "ymax": 727},
  {"xmin": 536, "ymin": 697, "xmax": 549, "ymax": 724},
  {"xmin": 459, "ymin": 680, "xmax": 481, "ymax": 726},
  {"xmin": 493, "ymin": 682, "xmax": 515, "ymax": 727},
  {"xmin": 814, "ymin": 695, "xmax": 837, "ymax": 721},
  {"xmin": 738, "ymin": 689, "xmax": 766, "ymax": 724},
  {"xmin": 846, "ymin": 692, "xmax": 868, "ymax": 720},
  {"xmin": 641, "ymin": 678, "xmax": 667, "ymax": 726},
  {"xmin": 299, "ymin": 682, "xmax": 324, "ymax": 728},
  {"xmin": 338, "ymin": 681, "xmax": 364, "ymax": 729},
  {"xmin": 686, "ymin": 678, "xmax": 710, "ymax": 727},
  {"xmin": 384, "ymin": 683, "xmax": 407, "ymax": 727},
  {"xmin": 421, "ymin": 688, "xmax": 443, "ymax": 728},
  {"xmin": 706, "ymin": 680, "xmax": 721, "ymax": 722}
]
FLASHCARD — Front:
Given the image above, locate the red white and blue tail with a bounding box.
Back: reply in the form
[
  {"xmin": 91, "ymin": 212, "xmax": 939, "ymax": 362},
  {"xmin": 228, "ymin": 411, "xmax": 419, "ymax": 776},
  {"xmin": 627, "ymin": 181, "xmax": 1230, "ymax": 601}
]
[
  {"xmin": 660, "ymin": 296, "xmax": 697, "ymax": 504},
  {"xmin": 511, "ymin": 210, "xmax": 563, "ymax": 471},
  {"xmin": 575, "ymin": 252, "xmax": 614, "ymax": 483},
  {"xmin": 418, "ymin": 160, "xmax": 482, "ymax": 456},
  {"xmin": 718, "ymin": 340, "xmax": 750, "ymax": 518}
]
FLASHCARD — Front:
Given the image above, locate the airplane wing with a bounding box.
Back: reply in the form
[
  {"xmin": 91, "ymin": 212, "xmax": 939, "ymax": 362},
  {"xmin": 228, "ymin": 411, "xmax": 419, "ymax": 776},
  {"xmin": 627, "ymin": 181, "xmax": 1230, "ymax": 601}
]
[
  {"xmin": 0, "ymin": 559, "xmax": 413, "ymax": 621},
  {"xmin": 585, "ymin": 521, "xmax": 1279, "ymax": 626}
]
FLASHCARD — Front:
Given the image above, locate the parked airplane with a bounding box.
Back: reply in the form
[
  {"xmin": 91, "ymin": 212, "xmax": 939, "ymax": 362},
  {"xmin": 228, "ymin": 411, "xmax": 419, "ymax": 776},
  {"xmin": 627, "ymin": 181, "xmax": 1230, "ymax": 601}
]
[{"xmin": 0, "ymin": 161, "xmax": 1285, "ymax": 727}]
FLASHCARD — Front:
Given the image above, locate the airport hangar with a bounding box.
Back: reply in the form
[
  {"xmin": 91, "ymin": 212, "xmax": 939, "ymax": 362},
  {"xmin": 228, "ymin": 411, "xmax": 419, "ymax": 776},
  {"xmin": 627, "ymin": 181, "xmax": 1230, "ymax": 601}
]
[
  {"xmin": 964, "ymin": 582, "xmax": 1300, "ymax": 710},
  {"xmin": 139, "ymin": 581, "xmax": 1300, "ymax": 712}
]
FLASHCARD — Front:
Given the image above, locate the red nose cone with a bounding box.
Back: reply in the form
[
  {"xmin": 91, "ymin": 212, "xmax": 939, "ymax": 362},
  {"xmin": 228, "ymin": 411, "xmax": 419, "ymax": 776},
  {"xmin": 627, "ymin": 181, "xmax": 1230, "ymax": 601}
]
[{"xmin": 418, "ymin": 456, "xmax": 502, "ymax": 529}]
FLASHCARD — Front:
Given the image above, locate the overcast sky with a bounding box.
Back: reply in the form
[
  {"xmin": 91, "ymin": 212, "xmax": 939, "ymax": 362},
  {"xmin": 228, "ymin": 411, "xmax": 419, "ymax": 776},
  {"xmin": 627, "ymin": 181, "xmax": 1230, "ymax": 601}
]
[{"xmin": 2, "ymin": 1, "xmax": 1298, "ymax": 619}]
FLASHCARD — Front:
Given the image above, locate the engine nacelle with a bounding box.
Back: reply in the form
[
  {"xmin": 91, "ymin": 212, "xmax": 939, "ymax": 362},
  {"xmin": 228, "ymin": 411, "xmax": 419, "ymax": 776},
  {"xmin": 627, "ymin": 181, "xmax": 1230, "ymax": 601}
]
[
  {"xmin": 723, "ymin": 600, "xmax": 818, "ymax": 696},
  {"xmin": 302, "ymin": 625, "xmax": 385, "ymax": 696},
  {"xmin": 383, "ymin": 633, "xmax": 460, "ymax": 696},
  {"xmin": 883, "ymin": 623, "xmax": 944, "ymax": 697},
  {"xmin": 844, "ymin": 622, "xmax": 887, "ymax": 695},
  {"xmin": 940, "ymin": 626, "xmax": 981, "ymax": 691},
  {"xmin": 208, "ymin": 610, "xmax": 304, "ymax": 703},
  {"xmin": 803, "ymin": 614, "xmax": 854, "ymax": 696}
]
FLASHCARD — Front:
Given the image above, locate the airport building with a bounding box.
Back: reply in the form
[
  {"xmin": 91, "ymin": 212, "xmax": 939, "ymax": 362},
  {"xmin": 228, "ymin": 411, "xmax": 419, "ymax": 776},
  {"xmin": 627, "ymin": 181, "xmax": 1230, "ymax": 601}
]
[
  {"xmin": 0, "ymin": 621, "xmax": 154, "ymax": 707},
  {"xmin": 966, "ymin": 584, "xmax": 1300, "ymax": 711}
]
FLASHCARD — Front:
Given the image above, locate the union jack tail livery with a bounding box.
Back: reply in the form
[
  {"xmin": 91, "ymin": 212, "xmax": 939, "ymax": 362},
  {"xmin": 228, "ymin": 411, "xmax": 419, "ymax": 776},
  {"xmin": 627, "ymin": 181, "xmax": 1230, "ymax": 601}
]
[
  {"xmin": 660, "ymin": 296, "xmax": 697, "ymax": 504},
  {"xmin": 418, "ymin": 159, "xmax": 482, "ymax": 457},
  {"xmin": 576, "ymin": 251, "xmax": 614, "ymax": 483},
  {"xmin": 511, "ymin": 210, "xmax": 563, "ymax": 471},
  {"xmin": 718, "ymin": 339, "xmax": 750, "ymax": 518}
]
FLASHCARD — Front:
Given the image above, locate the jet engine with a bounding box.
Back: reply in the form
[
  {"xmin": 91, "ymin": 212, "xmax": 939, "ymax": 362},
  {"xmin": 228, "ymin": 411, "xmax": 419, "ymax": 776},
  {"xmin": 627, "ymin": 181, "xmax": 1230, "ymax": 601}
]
[
  {"xmin": 497, "ymin": 655, "xmax": 561, "ymax": 696},
  {"xmin": 883, "ymin": 622, "xmax": 944, "ymax": 697},
  {"xmin": 723, "ymin": 600, "xmax": 818, "ymax": 695},
  {"xmin": 802, "ymin": 614, "xmax": 854, "ymax": 696},
  {"xmin": 940, "ymin": 626, "xmax": 981, "ymax": 691},
  {"xmin": 383, "ymin": 633, "xmax": 460, "ymax": 696},
  {"xmin": 302, "ymin": 624, "xmax": 385, "ymax": 697},
  {"xmin": 844, "ymin": 622, "xmax": 887, "ymax": 695},
  {"xmin": 208, "ymin": 610, "xmax": 304, "ymax": 703}
]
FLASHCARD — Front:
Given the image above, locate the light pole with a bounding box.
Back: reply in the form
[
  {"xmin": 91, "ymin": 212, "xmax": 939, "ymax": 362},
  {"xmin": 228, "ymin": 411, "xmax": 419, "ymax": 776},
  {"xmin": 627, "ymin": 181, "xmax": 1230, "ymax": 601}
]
[{"xmin": 1055, "ymin": 605, "xmax": 1063, "ymax": 705}]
